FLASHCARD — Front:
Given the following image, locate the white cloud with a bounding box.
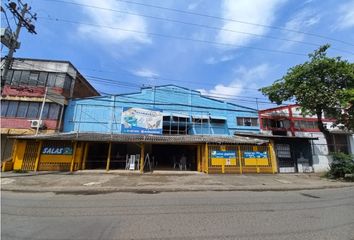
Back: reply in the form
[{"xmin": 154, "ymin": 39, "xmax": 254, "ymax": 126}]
[
  {"xmin": 281, "ymin": 8, "xmax": 321, "ymax": 49},
  {"xmin": 75, "ymin": 0, "xmax": 151, "ymax": 45},
  {"xmin": 334, "ymin": 0, "xmax": 354, "ymax": 30},
  {"xmin": 205, "ymin": 54, "xmax": 236, "ymax": 64},
  {"xmin": 187, "ymin": 0, "xmax": 203, "ymax": 10},
  {"xmin": 198, "ymin": 64, "xmax": 270, "ymax": 98},
  {"xmin": 133, "ymin": 68, "xmax": 159, "ymax": 78},
  {"xmin": 216, "ymin": 0, "xmax": 286, "ymax": 47}
]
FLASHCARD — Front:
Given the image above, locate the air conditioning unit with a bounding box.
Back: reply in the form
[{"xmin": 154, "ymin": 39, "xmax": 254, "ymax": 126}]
[{"xmin": 30, "ymin": 120, "xmax": 44, "ymax": 128}]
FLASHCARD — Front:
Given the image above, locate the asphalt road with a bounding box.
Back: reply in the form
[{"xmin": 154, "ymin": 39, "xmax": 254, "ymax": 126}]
[{"xmin": 2, "ymin": 187, "xmax": 354, "ymax": 240}]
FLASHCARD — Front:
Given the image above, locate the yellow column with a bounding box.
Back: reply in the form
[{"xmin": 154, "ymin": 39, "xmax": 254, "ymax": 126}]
[
  {"xmin": 140, "ymin": 143, "xmax": 145, "ymax": 173},
  {"xmin": 269, "ymin": 142, "xmax": 277, "ymax": 174},
  {"xmin": 106, "ymin": 142, "xmax": 112, "ymax": 171},
  {"xmin": 238, "ymin": 145, "xmax": 242, "ymax": 174},
  {"xmin": 221, "ymin": 145, "xmax": 226, "ymax": 174},
  {"xmin": 204, "ymin": 143, "xmax": 209, "ymax": 173},
  {"xmin": 70, "ymin": 142, "xmax": 78, "ymax": 172},
  {"xmin": 253, "ymin": 146, "xmax": 260, "ymax": 174},
  {"xmin": 82, "ymin": 143, "xmax": 89, "ymax": 170},
  {"xmin": 34, "ymin": 141, "xmax": 43, "ymax": 172},
  {"xmin": 197, "ymin": 145, "xmax": 201, "ymax": 172},
  {"xmin": 13, "ymin": 140, "xmax": 26, "ymax": 170}
]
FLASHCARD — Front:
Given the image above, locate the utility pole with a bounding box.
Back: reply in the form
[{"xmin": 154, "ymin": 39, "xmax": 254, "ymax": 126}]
[{"xmin": 1, "ymin": 0, "xmax": 37, "ymax": 89}]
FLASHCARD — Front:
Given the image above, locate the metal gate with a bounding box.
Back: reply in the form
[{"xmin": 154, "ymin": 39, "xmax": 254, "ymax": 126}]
[
  {"xmin": 207, "ymin": 144, "xmax": 275, "ymax": 174},
  {"xmin": 22, "ymin": 141, "xmax": 40, "ymax": 171}
]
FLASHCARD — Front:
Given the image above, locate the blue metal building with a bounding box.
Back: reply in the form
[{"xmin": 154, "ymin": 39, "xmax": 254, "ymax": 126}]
[
  {"xmin": 10, "ymin": 85, "xmax": 275, "ymax": 174},
  {"xmin": 63, "ymin": 85, "xmax": 260, "ymax": 135}
]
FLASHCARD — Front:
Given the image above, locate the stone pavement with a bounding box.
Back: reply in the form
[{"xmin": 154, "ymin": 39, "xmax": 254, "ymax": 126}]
[{"xmin": 1, "ymin": 170, "xmax": 354, "ymax": 194}]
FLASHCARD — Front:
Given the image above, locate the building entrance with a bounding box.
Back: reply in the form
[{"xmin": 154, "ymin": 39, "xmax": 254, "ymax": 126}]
[
  {"xmin": 85, "ymin": 143, "xmax": 109, "ymax": 169},
  {"xmin": 151, "ymin": 144, "xmax": 197, "ymax": 171}
]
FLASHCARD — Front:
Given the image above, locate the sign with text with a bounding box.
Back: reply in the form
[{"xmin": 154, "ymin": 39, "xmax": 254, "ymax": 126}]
[
  {"xmin": 243, "ymin": 151, "xmax": 269, "ymax": 166},
  {"xmin": 42, "ymin": 146, "xmax": 73, "ymax": 155},
  {"xmin": 243, "ymin": 151, "xmax": 268, "ymax": 159},
  {"xmin": 211, "ymin": 150, "xmax": 237, "ymax": 166},
  {"xmin": 121, "ymin": 107, "xmax": 163, "ymax": 134}
]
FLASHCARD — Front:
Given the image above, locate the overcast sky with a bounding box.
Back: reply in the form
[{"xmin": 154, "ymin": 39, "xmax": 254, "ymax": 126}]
[{"xmin": 2, "ymin": 0, "xmax": 354, "ymax": 109}]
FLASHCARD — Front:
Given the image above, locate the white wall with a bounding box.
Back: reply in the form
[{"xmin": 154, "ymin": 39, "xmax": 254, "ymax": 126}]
[
  {"xmin": 349, "ymin": 134, "xmax": 354, "ymax": 154},
  {"xmin": 295, "ymin": 131, "xmax": 330, "ymax": 172}
]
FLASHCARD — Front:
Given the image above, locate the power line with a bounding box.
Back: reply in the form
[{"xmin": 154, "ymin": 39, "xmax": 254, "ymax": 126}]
[
  {"xmin": 12, "ymin": 60, "xmax": 286, "ymax": 106},
  {"xmin": 40, "ymin": 0, "xmax": 354, "ymax": 55},
  {"xmin": 41, "ymin": 17, "xmax": 308, "ymax": 57},
  {"xmin": 111, "ymin": 0, "xmax": 354, "ymax": 47}
]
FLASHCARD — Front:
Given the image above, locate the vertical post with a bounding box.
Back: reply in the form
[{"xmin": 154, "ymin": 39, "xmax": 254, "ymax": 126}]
[
  {"xmin": 204, "ymin": 143, "xmax": 208, "ymax": 173},
  {"xmin": 70, "ymin": 142, "xmax": 78, "ymax": 172},
  {"xmin": 253, "ymin": 146, "xmax": 260, "ymax": 173},
  {"xmin": 106, "ymin": 142, "xmax": 112, "ymax": 171},
  {"xmin": 36, "ymin": 87, "xmax": 48, "ymax": 135},
  {"xmin": 110, "ymin": 96, "xmax": 115, "ymax": 134},
  {"xmin": 269, "ymin": 142, "xmax": 277, "ymax": 174},
  {"xmin": 57, "ymin": 104, "xmax": 64, "ymax": 132},
  {"xmin": 288, "ymin": 105, "xmax": 295, "ymax": 136},
  {"xmin": 197, "ymin": 145, "xmax": 201, "ymax": 172},
  {"xmin": 221, "ymin": 145, "xmax": 226, "ymax": 174},
  {"xmin": 169, "ymin": 113, "xmax": 172, "ymax": 135},
  {"xmin": 140, "ymin": 144, "xmax": 145, "ymax": 173},
  {"xmin": 238, "ymin": 145, "xmax": 242, "ymax": 174},
  {"xmin": 82, "ymin": 143, "xmax": 89, "ymax": 170},
  {"xmin": 34, "ymin": 141, "xmax": 43, "ymax": 172}
]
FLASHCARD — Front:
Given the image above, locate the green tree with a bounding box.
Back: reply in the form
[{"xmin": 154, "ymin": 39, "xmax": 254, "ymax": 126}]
[{"xmin": 260, "ymin": 45, "xmax": 354, "ymax": 138}]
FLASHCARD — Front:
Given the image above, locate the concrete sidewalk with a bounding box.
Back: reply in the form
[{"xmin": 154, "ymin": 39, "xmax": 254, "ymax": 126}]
[{"xmin": 1, "ymin": 170, "xmax": 354, "ymax": 194}]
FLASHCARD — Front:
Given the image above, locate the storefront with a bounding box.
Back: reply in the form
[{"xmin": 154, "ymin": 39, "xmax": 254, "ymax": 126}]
[{"xmin": 9, "ymin": 133, "xmax": 277, "ymax": 174}]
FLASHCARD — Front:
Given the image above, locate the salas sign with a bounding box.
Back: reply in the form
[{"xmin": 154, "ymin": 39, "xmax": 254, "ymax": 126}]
[
  {"xmin": 121, "ymin": 107, "xmax": 163, "ymax": 134},
  {"xmin": 42, "ymin": 147, "xmax": 73, "ymax": 155}
]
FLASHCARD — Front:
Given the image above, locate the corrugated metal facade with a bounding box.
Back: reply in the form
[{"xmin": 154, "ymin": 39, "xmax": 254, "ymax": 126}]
[{"xmin": 63, "ymin": 85, "xmax": 260, "ymax": 135}]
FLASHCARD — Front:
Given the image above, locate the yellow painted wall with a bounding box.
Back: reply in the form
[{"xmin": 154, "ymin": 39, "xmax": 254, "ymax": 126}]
[
  {"xmin": 211, "ymin": 158, "xmax": 237, "ymax": 166},
  {"xmin": 13, "ymin": 140, "xmax": 26, "ymax": 170},
  {"xmin": 244, "ymin": 158, "xmax": 269, "ymax": 166},
  {"xmin": 40, "ymin": 154, "xmax": 72, "ymax": 163}
]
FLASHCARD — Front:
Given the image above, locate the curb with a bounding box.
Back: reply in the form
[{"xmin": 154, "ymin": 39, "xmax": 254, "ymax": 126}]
[{"xmin": 2, "ymin": 184, "xmax": 354, "ymax": 194}]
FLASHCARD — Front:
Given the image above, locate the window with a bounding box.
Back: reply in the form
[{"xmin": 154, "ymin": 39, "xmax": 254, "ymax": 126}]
[
  {"xmin": 11, "ymin": 70, "xmax": 22, "ymax": 85},
  {"xmin": 38, "ymin": 72, "xmax": 48, "ymax": 86},
  {"xmin": 16, "ymin": 102, "xmax": 29, "ymax": 118},
  {"xmin": 48, "ymin": 104, "xmax": 60, "ymax": 119},
  {"xmin": 0, "ymin": 101, "xmax": 60, "ymax": 120},
  {"xmin": 4, "ymin": 70, "xmax": 13, "ymax": 84},
  {"xmin": 29, "ymin": 72, "xmax": 40, "ymax": 86},
  {"xmin": 6, "ymin": 101, "xmax": 19, "ymax": 117},
  {"xmin": 1, "ymin": 101, "xmax": 9, "ymax": 116},
  {"xmin": 55, "ymin": 74, "xmax": 65, "ymax": 88},
  {"xmin": 27, "ymin": 102, "xmax": 40, "ymax": 119},
  {"xmin": 295, "ymin": 120, "xmax": 318, "ymax": 129},
  {"xmin": 63, "ymin": 75, "xmax": 72, "ymax": 90},
  {"xmin": 42, "ymin": 103, "xmax": 50, "ymax": 119},
  {"xmin": 19, "ymin": 71, "xmax": 30, "ymax": 85},
  {"xmin": 237, "ymin": 117, "xmax": 259, "ymax": 126},
  {"xmin": 47, "ymin": 73, "xmax": 56, "ymax": 87}
]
